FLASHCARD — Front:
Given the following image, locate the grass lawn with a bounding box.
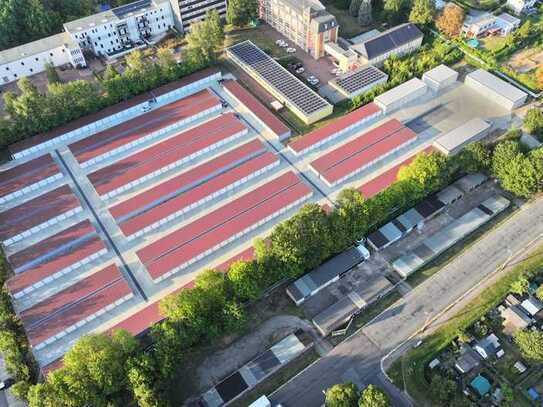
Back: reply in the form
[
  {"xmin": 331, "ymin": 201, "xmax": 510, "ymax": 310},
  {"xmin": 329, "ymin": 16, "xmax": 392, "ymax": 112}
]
[
  {"xmin": 228, "ymin": 348, "xmax": 320, "ymax": 407},
  {"xmin": 387, "ymin": 240, "xmax": 543, "ymax": 405},
  {"xmin": 480, "ymin": 36, "xmax": 507, "ymax": 53},
  {"xmin": 321, "ymin": 2, "xmax": 365, "ymax": 39},
  {"xmin": 223, "ymin": 27, "xmax": 287, "ymax": 58},
  {"xmin": 407, "ymin": 206, "xmax": 517, "ymax": 288}
]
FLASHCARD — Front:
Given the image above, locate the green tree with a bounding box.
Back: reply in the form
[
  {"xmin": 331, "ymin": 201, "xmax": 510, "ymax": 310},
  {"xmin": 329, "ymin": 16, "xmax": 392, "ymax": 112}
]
[
  {"xmin": 409, "ymin": 0, "xmax": 435, "ymax": 25},
  {"xmin": 524, "ymin": 108, "xmax": 543, "ymax": 139},
  {"xmin": 514, "ymin": 329, "xmax": 543, "ymax": 362},
  {"xmin": 455, "ymin": 142, "xmax": 491, "ymax": 173},
  {"xmin": 510, "ymin": 277, "xmax": 530, "ymax": 296},
  {"xmin": 270, "ymin": 203, "xmax": 333, "ymax": 278},
  {"xmin": 330, "ymin": 189, "xmax": 369, "ymax": 251},
  {"xmin": 350, "ymin": 0, "xmax": 364, "ymax": 16},
  {"xmin": 185, "ymin": 10, "xmax": 224, "ymax": 65},
  {"xmin": 226, "ymin": 0, "xmax": 258, "ymax": 26},
  {"xmin": 501, "ymin": 384, "xmax": 514, "ymax": 406},
  {"xmin": 536, "ymin": 284, "xmax": 543, "ymax": 302},
  {"xmin": 429, "ymin": 374, "xmax": 457, "ymax": 402},
  {"xmin": 44, "ymin": 62, "xmax": 60, "ymax": 85},
  {"xmin": 515, "ymin": 20, "xmax": 532, "ymax": 40},
  {"xmin": 383, "ymin": 0, "xmax": 405, "ymax": 23},
  {"xmin": 325, "ymin": 382, "xmax": 360, "ymax": 407},
  {"xmin": 227, "ymin": 260, "xmax": 263, "ymax": 301},
  {"xmin": 127, "ymin": 354, "xmax": 165, "ymax": 407},
  {"xmin": 397, "ymin": 151, "xmax": 449, "ymax": 196},
  {"xmin": 358, "ymin": 384, "xmax": 390, "ymax": 407},
  {"xmin": 492, "ymin": 140, "xmax": 539, "ymax": 198}
]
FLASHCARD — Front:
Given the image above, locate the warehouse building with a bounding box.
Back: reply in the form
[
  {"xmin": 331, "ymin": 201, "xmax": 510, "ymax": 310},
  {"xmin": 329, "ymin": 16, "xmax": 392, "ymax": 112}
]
[
  {"xmin": 374, "ymin": 78, "xmax": 428, "ymax": 113},
  {"xmin": 422, "ymin": 64, "xmax": 458, "ymax": 92},
  {"xmin": 433, "ymin": 118, "xmax": 492, "ymax": 156},
  {"xmin": 227, "ymin": 41, "xmax": 333, "ymax": 124},
  {"xmin": 258, "ymin": 0, "xmax": 339, "ymax": 59},
  {"xmin": 465, "ymin": 69, "xmax": 528, "ymax": 111},
  {"xmin": 328, "ymin": 65, "xmax": 388, "ymax": 99},
  {"xmin": 349, "ymin": 23, "xmax": 424, "ymax": 66},
  {"xmin": 392, "ymin": 195, "xmax": 510, "ymax": 278},
  {"xmin": 312, "ymin": 273, "xmax": 393, "ymax": 336},
  {"xmin": 286, "ymin": 245, "xmax": 369, "ymax": 305}
]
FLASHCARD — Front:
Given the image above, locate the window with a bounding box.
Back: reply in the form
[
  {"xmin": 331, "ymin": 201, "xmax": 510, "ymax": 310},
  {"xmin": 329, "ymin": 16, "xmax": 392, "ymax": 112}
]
[
  {"xmin": 35, "ymin": 57, "xmax": 39, "ymax": 61},
  {"xmin": 29, "ymin": 68, "xmax": 33, "ymax": 72},
  {"xmin": 5, "ymin": 67, "xmax": 9, "ymax": 71},
  {"xmin": 14, "ymin": 73, "xmax": 17, "ymax": 78},
  {"xmin": 21, "ymin": 62, "xmax": 24, "ymax": 66},
  {"xmin": 49, "ymin": 52, "xmax": 53, "ymax": 56}
]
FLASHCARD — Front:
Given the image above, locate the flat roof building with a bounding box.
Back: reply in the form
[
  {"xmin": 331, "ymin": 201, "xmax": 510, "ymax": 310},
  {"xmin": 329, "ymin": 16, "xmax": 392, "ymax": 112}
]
[
  {"xmin": 374, "ymin": 78, "xmax": 428, "ymax": 113},
  {"xmin": 465, "ymin": 69, "xmax": 528, "ymax": 111},
  {"xmin": 433, "ymin": 118, "xmax": 492, "ymax": 156},
  {"xmin": 422, "ymin": 64, "xmax": 458, "ymax": 92},
  {"xmin": 329, "ymin": 65, "xmax": 388, "ymax": 99}
]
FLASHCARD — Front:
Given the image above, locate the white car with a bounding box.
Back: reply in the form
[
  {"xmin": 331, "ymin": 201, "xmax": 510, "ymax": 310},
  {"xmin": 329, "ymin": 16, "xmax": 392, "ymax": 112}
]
[
  {"xmin": 275, "ymin": 39, "xmax": 283, "ymax": 45},
  {"xmin": 286, "ymin": 47, "xmax": 296, "ymax": 53},
  {"xmin": 295, "ymin": 67, "xmax": 305, "ymax": 74}
]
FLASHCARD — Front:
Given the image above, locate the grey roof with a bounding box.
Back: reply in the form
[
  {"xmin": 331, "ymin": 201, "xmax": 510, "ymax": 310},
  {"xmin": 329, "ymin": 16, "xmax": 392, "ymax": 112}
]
[
  {"xmin": 466, "ymin": 69, "xmax": 528, "ymax": 104},
  {"xmin": 356, "ymin": 23, "xmax": 423, "ymax": 60},
  {"xmin": 374, "ymin": 78, "xmax": 427, "ymax": 107},
  {"xmin": 286, "ymin": 246, "xmax": 365, "ymax": 303},
  {"xmin": 434, "ymin": 118, "xmax": 491, "ymax": 155},
  {"xmin": 497, "ymin": 12, "xmax": 520, "ymax": 24},
  {"xmin": 279, "ymin": 0, "xmax": 326, "ymax": 13},
  {"xmin": 422, "ymin": 64, "xmax": 458, "ymax": 84},
  {"xmin": 454, "ymin": 173, "xmax": 488, "ymax": 193},
  {"xmin": 227, "ymin": 41, "xmax": 331, "ymax": 116},
  {"xmin": 437, "ymin": 185, "xmax": 464, "ymax": 205},
  {"xmin": 0, "ymin": 32, "xmax": 73, "ymax": 65},
  {"xmin": 312, "ymin": 12, "xmax": 338, "ymax": 33},
  {"xmin": 455, "ymin": 346, "xmax": 481, "ymax": 373},
  {"xmin": 396, "ymin": 208, "xmax": 424, "ymax": 231}
]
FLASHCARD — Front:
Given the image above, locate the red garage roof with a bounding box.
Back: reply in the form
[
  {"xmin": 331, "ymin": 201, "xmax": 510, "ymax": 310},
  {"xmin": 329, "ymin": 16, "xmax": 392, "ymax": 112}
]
[
  {"xmin": 223, "ymin": 80, "xmax": 291, "ymax": 139},
  {"xmin": 289, "ymin": 103, "xmax": 382, "ymax": 155},
  {"xmin": 6, "ymin": 236, "xmax": 105, "ymax": 296},
  {"xmin": 10, "ymin": 67, "xmax": 220, "ymax": 155},
  {"xmin": 8, "ymin": 220, "xmax": 96, "ymax": 270},
  {"xmin": 310, "ymin": 119, "xmax": 403, "ymax": 175},
  {"xmin": 0, "ymin": 185, "xmax": 80, "ymax": 241},
  {"xmin": 0, "ymin": 154, "xmax": 60, "ymax": 199},
  {"xmin": 119, "ymin": 151, "xmax": 279, "ymax": 236},
  {"xmin": 143, "ymin": 180, "xmax": 311, "ymax": 280},
  {"xmin": 321, "ymin": 127, "xmax": 417, "ymax": 185},
  {"xmin": 23, "ymin": 264, "xmax": 131, "ymax": 347},
  {"xmin": 109, "ymin": 138, "xmax": 266, "ymax": 221},
  {"xmin": 70, "ymin": 89, "xmax": 220, "ymax": 163},
  {"xmin": 358, "ymin": 146, "xmax": 434, "ymax": 198},
  {"xmin": 89, "ymin": 113, "xmax": 246, "ymax": 196}
]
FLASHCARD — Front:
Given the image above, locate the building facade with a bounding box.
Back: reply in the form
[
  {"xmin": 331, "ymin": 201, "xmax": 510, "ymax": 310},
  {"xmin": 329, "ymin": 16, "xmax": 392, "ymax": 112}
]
[
  {"xmin": 506, "ymin": 0, "xmax": 537, "ymax": 14},
  {"xmin": 258, "ymin": 0, "xmax": 339, "ymax": 59},
  {"xmin": 64, "ymin": 0, "xmax": 175, "ymax": 58},
  {"xmin": 461, "ymin": 12, "xmax": 520, "ymax": 37},
  {"xmin": 349, "ymin": 23, "xmax": 423, "ymax": 66},
  {"xmin": 0, "ymin": 33, "xmax": 85, "ymax": 85},
  {"xmin": 169, "ymin": 0, "xmax": 228, "ymax": 32}
]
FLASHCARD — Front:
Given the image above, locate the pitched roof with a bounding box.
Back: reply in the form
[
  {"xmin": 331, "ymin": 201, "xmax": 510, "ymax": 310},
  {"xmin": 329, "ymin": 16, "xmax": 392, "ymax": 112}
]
[{"xmin": 355, "ymin": 23, "xmax": 423, "ymax": 60}]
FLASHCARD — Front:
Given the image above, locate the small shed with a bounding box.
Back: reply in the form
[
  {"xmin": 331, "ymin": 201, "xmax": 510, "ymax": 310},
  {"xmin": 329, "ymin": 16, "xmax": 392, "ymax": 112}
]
[
  {"xmin": 454, "ymin": 173, "xmax": 488, "ymax": 193},
  {"xmin": 521, "ymin": 297, "xmax": 543, "ymax": 317}
]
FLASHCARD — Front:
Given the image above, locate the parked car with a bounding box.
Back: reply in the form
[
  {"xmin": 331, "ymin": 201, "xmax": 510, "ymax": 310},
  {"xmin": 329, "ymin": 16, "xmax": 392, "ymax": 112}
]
[
  {"xmin": 295, "ymin": 67, "xmax": 305, "ymax": 74},
  {"xmin": 286, "ymin": 47, "xmax": 296, "ymax": 53},
  {"xmin": 293, "ymin": 62, "xmax": 303, "ymax": 70},
  {"xmin": 307, "ymin": 75, "xmax": 319, "ymax": 85},
  {"xmin": 0, "ymin": 378, "xmax": 14, "ymax": 391}
]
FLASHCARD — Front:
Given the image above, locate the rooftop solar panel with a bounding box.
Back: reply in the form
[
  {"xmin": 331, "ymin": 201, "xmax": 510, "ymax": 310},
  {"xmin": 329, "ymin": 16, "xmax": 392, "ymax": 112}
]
[
  {"xmin": 334, "ymin": 66, "xmax": 388, "ymax": 95},
  {"xmin": 112, "ymin": 0, "xmax": 151, "ymax": 17},
  {"xmin": 362, "ymin": 23, "xmax": 423, "ymax": 60},
  {"xmin": 227, "ymin": 41, "xmax": 330, "ymax": 116}
]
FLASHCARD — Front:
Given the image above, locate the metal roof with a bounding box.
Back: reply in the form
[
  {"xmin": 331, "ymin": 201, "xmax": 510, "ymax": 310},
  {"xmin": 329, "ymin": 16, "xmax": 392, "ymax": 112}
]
[
  {"xmin": 374, "ymin": 78, "xmax": 427, "ymax": 107},
  {"xmin": 466, "ymin": 69, "xmax": 528, "ymax": 103},
  {"xmin": 433, "ymin": 118, "xmax": 491, "ymax": 155}
]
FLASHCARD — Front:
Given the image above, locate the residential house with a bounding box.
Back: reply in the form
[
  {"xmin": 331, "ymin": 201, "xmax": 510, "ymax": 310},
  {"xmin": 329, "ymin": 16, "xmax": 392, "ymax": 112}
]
[
  {"xmin": 506, "ymin": 0, "xmax": 537, "ymax": 14},
  {"xmin": 474, "ymin": 333, "xmax": 501, "ymax": 359},
  {"xmin": 501, "ymin": 304, "xmax": 531, "ymax": 335},
  {"xmin": 455, "ymin": 346, "xmax": 481, "ymax": 374},
  {"xmin": 462, "ymin": 12, "xmax": 521, "ymax": 38},
  {"xmin": 521, "ymin": 297, "xmax": 543, "ymax": 318}
]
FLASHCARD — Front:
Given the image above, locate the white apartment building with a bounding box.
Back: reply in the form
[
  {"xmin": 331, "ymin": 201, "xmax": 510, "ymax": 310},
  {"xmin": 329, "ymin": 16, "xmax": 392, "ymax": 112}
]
[
  {"xmin": 462, "ymin": 12, "xmax": 520, "ymax": 37},
  {"xmin": 169, "ymin": 0, "xmax": 228, "ymax": 32},
  {"xmin": 64, "ymin": 0, "xmax": 175, "ymax": 58},
  {"xmin": 506, "ymin": 0, "xmax": 537, "ymax": 14},
  {"xmin": 258, "ymin": 0, "xmax": 339, "ymax": 59},
  {"xmin": 0, "ymin": 32, "xmax": 85, "ymax": 85}
]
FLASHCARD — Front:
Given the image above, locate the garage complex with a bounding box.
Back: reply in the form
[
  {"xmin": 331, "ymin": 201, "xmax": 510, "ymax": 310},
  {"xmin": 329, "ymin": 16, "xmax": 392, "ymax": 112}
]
[{"xmin": 0, "ymin": 69, "xmax": 309, "ymax": 373}]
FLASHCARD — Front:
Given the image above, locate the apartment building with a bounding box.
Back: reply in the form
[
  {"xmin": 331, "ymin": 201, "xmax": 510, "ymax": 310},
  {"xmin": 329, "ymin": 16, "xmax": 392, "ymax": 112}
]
[
  {"xmin": 258, "ymin": 0, "xmax": 339, "ymax": 59},
  {"xmin": 0, "ymin": 33, "xmax": 85, "ymax": 85},
  {"xmin": 64, "ymin": 0, "xmax": 175, "ymax": 58},
  {"xmin": 169, "ymin": 0, "xmax": 228, "ymax": 32}
]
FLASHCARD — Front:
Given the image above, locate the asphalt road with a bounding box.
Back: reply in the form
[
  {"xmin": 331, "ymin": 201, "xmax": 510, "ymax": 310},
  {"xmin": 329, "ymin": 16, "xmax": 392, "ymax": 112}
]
[{"xmin": 271, "ymin": 197, "xmax": 543, "ymax": 407}]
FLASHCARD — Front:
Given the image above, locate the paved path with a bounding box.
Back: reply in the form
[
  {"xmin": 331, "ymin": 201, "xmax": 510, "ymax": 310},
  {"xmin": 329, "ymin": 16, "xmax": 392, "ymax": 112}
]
[{"xmin": 271, "ymin": 197, "xmax": 543, "ymax": 407}]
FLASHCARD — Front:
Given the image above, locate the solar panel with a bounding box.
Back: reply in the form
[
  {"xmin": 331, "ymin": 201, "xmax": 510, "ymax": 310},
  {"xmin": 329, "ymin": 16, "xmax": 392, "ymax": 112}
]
[
  {"xmin": 112, "ymin": 0, "xmax": 151, "ymax": 17},
  {"xmin": 363, "ymin": 23, "xmax": 423, "ymax": 60},
  {"xmin": 334, "ymin": 66, "xmax": 387, "ymax": 95},
  {"xmin": 227, "ymin": 41, "xmax": 331, "ymax": 116}
]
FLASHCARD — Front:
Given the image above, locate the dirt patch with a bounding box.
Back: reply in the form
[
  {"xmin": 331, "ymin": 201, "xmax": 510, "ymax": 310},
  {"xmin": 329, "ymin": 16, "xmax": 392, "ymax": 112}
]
[{"xmin": 507, "ymin": 47, "xmax": 543, "ymax": 73}]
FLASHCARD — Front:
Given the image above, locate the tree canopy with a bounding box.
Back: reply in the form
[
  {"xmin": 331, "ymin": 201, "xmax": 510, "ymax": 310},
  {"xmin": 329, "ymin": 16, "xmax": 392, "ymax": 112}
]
[
  {"xmin": 435, "ymin": 4, "xmax": 464, "ymax": 37},
  {"xmin": 409, "ymin": 0, "xmax": 436, "ymax": 25},
  {"xmin": 514, "ymin": 329, "xmax": 543, "ymax": 362},
  {"xmin": 524, "ymin": 108, "xmax": 543, "ymax": 140},
  {"xmin": 325, "ymin": 382, "xmax": 360, "ymax": 407},
  {"xmin": 226, "ymin": 0, "xmax": 258, "ymax": 26},
  {"xmin": 359, "ymin": 384, "xmax": 390, "ymax": 407}
]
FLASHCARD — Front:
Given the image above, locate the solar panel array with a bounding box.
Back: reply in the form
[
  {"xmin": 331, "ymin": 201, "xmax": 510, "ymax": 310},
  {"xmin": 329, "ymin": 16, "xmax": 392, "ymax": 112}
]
[
  {"xmin": 113, "ymin": 0, "xmax": 151, "ymax": 17},
  {"xmin": 334, "ymin": 66, "xmax": 388, "ymax": 95},
  {"xmin": 227, "ymin": 41, "xmax": 331, "ymax": 116},
  {"xmin": 363, "ymin": 23, "xmax": 423, "ymax": 60}
]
